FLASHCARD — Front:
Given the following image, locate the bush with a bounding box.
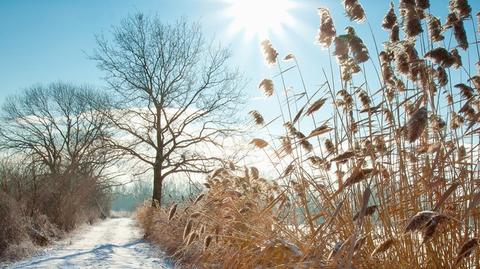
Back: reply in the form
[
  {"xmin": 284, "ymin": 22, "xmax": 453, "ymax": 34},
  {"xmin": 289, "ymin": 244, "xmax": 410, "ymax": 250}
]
[
  {"xmin": 0, "ymin": 191, "xmax": 28, "ymax": 257},
  {"xmin": 0, "ymin": 161, "xmax": 111, "ymax": 261}
]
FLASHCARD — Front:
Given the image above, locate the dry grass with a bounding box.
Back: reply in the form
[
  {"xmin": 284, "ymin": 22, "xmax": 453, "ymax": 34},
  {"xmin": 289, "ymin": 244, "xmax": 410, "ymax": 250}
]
[
  {"xmin": 0, "ymin": 161, "xmax": 110, "ymax": 261},
  {"xmin": 0, "ymin": 191, "xmax": 61, "ymax": 261},
  {"xmin": 138, "ymin": 169, "xmax": 305, "ymax": 268},
  {"xmin": 0, "ymin": 191, "xmax": 29, "ymax": 257},
  {"xmin": 139, "ymin": 0, "xmax": 480, "ymax": 268}
]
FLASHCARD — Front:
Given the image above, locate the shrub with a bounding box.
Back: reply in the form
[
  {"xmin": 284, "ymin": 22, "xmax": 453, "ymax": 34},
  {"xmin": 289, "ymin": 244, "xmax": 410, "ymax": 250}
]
[
  {"xmin": 0, "ymin": 191, "xmax": 28, "ymax": 257},
  {"xmin": 0, "ymin": 160, "xmax": 111, "ymax": 261}
]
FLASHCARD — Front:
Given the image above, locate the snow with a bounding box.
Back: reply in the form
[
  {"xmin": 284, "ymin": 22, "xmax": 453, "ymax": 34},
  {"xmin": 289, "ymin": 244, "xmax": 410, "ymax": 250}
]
[{"xmin": 4, "ymin": 218, "xmax": 173, "ymax": 269}]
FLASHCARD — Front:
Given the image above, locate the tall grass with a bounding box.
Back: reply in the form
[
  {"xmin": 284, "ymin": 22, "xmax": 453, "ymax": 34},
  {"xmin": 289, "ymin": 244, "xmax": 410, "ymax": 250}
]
[{"xmin": 139, "ymin": 1, "xmax": 480, "ymax": 268}]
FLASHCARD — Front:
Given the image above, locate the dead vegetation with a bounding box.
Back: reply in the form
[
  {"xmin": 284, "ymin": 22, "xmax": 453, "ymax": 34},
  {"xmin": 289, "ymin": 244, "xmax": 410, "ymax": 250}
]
[
  {"xmin": 140, "ymin": 0, "xmax": 480, "ymax": 268},
  {"xmin": 0, "ymin": 83, "xmax": 113, "ymax": 261}
]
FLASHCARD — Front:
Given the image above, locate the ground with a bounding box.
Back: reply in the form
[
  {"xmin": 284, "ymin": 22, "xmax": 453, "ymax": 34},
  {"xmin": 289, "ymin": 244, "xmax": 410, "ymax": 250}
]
[{"xmin": 3, "ymin": 218, "xmax": 172, "ymax": 269}]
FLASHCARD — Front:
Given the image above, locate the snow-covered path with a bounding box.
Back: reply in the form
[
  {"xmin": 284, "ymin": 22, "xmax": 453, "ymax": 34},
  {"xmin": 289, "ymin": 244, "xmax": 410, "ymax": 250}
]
[{"xmin": 5, "ymin": 218, "xmax": 172, "ymax": 269}]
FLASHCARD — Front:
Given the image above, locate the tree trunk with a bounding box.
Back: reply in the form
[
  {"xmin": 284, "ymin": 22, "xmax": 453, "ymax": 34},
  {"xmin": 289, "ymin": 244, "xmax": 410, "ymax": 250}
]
[
  {"xmin": 152, "ymin": 163, "xmax": 163, "ymax": 207},
  {"xmin": 153, "ymin": 104, "xmax": 163, "ymax": 207}
]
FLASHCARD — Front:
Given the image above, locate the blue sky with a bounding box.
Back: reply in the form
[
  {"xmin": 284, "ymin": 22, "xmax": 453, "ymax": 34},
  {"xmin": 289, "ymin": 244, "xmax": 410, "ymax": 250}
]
[{"xmin": 0, "ymin": 0, "xmax": 479, "ymax": 118}]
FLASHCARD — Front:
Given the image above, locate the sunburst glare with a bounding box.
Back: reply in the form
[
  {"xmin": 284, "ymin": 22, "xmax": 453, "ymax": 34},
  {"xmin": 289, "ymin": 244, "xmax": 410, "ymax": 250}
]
[{"xmin": 224, "ymin": 0, "xmax": 297, "ymax": 40}]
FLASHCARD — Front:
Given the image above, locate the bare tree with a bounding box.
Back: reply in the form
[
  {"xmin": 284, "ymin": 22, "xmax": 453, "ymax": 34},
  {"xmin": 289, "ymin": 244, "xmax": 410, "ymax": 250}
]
[
  {"xmin": 0, "ymin": 82, "xmax": 116, "ymax": 186},
  {"xmin": 92, "ymin": 14, "xmax": 244, "ymax": 206},
  {"xmin": 0, "ymin": 82, "xmax": 119, "ymax": 226}
]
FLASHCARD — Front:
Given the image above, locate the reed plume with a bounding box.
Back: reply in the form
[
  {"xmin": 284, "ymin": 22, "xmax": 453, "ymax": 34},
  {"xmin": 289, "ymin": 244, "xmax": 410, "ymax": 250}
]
[
  {"xmin": 305, "ymin": 98, "xmax": 327, "ymax": 116},
  {"xmin": 194, "ymin": 193, "xmax": 205, "ymax": 205},
  {"xmin": 427, "ymin": 15, "xmax": 444, "ymax": 42},
  {"xmin": 249, "ymin": 110, "xmax": 264, "ymax": 125},
  {"xmin": 422, "ymin": 214, "xmax": 449, "ymax": 243},
  {"xmin": 371, "ymin": 238, "xmax": 395, "ymax": 256},
  {"xmin": 424, "ymin": 47, "xmax": 455, "ymax": 68},
  {"xmin": 477, "ymin": 12, "xmax": 480, "ymax": 33},
  {"xmin": 346, "ymin": 27, "xmax": 369, "ymax": 63},
  {"xmin": 259, "ymin": 79, "xmax": 274, "ymax": 96},
  {"xmin": 406, "ymin": 106, "xmax": 428, "ymax": 142},
  {"xmin": 404, "ymin": 211, "xmax": 438, "ymax": 233},
  {"xmin": 203, "ymin": 235, "xmax": 213, "ymax": 251},
  {"xmin": 250, "ymin": 138, "xmax": 268, "ymax": 149},
  {"xmin": 183, "ymin": 219, "xmax": 193, "ymax": 240},
  {"xmin": 308, "ymin": 125, "xmax": 332, "ymax": 138},
  {"xmin": 316, "ymin": 8, "xmax": 336, "ymax": 48},
  {"xmin": 331, "ymin": 150, "xmax": 355, "ymax": 163},
  {"xmin": 168, "ymin": 204, "xmax": 177, "ymax": 221},
  {"xmin": 455, "ymin": 83, "xmax": 474, "ymax": 99},
  {"xmin": 390, "ymin": 24, "xmax": 400, "ymax": 42},
  {"xmin": 186, "ymin": 232, "xmax": 198, "ymax": 246},
  {"xmin": 325, "ymin": 139, "xmax": 335, "ymax": 153},
  {"xmin": 353, "ymin": 205, "xmax": 377, "ymax": 221},
  {"xmin": 455, "ymin": 238, "xmax": 478, "ymax": 265},
  {"xmin": 415, "ymin": 0, "xmax": 429, "ymax": 9},
  {"xmin": 451, "ymin": 48, "xmax": 463, "ymax": 68},
  {"xmin": 445, "ymin": 12, "xmax": 468, "ymax": 50},
  {"xmin": 436, "ymin": 66, "xmax": 448, "ymax": 87},
  {"xmin": 283, "ymin": 53, "xmax": 295, "ymax": 61},
  {"xmin": 260, "ymin": 39, "xmax": 278, "ymax": 65},
  {"xmin": 280, "ymin": 136, "xmax": 293, "ymax": 156},
  {"xmin": 453, "ymin": 18, "xmax": 468, "ymax": 50},
  {"xmin": 342, "ymin": 0, "xmax": 366, "ymax": 23},
  {"xmin": 382, "ymin": 2, "xmax": 397, "ymax": 30},
  {"xmin": 401, "ymin": 4, "xmax": 423, "ymax": 38},
  {"xmin": 333, "ymin": 36, "xmax": 350, "ymax": 62},
  {"xmin": 450, "ymin": 0, "xmax": 471, "ymax": 18},
  {"xmin": 468, "ymin": 76, "xmax": 480, "ymax": 91},
  {"xmin": 344, "ymin": 167, "xmax": 374, "ymax": 187}
]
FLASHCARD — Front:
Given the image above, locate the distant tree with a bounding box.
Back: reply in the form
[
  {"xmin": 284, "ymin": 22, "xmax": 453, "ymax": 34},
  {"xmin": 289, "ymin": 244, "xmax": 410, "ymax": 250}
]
[
  {"xmin": 0, "ymin": 82, "xmax": 116, "ymax": 184},
  {"xmin": 93, "ymin": 14, "xmax": 244, "ymax": 206},
  {"xmin": 0, "ymin": 83, "xmax": 118, "ymax": 224}
]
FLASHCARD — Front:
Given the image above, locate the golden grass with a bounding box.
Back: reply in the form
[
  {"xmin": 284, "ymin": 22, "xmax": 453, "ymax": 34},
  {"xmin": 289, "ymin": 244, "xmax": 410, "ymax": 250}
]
[{"xmin": 139, "ymin": 0, "xmax": 480, "ymax": 268}]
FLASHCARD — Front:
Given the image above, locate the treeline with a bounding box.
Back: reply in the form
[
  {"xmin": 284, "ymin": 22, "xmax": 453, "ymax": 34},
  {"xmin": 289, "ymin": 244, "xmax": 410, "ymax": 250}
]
[{"xmin": 111, "ymin": 180, "xmax": 203, "ymax": 212}]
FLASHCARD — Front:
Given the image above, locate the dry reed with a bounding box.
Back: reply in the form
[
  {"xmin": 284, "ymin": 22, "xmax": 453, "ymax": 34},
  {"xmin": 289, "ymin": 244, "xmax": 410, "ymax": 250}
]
[{"xmin": 139, "ymin": 1, "xmax": 480, "ymax": 268}]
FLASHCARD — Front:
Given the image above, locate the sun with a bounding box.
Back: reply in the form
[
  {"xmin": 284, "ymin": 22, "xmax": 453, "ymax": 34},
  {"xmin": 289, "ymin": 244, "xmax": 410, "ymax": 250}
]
[{"xmin": 224, "ymin": 0, "xmax": 297, "ymax": 40}]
